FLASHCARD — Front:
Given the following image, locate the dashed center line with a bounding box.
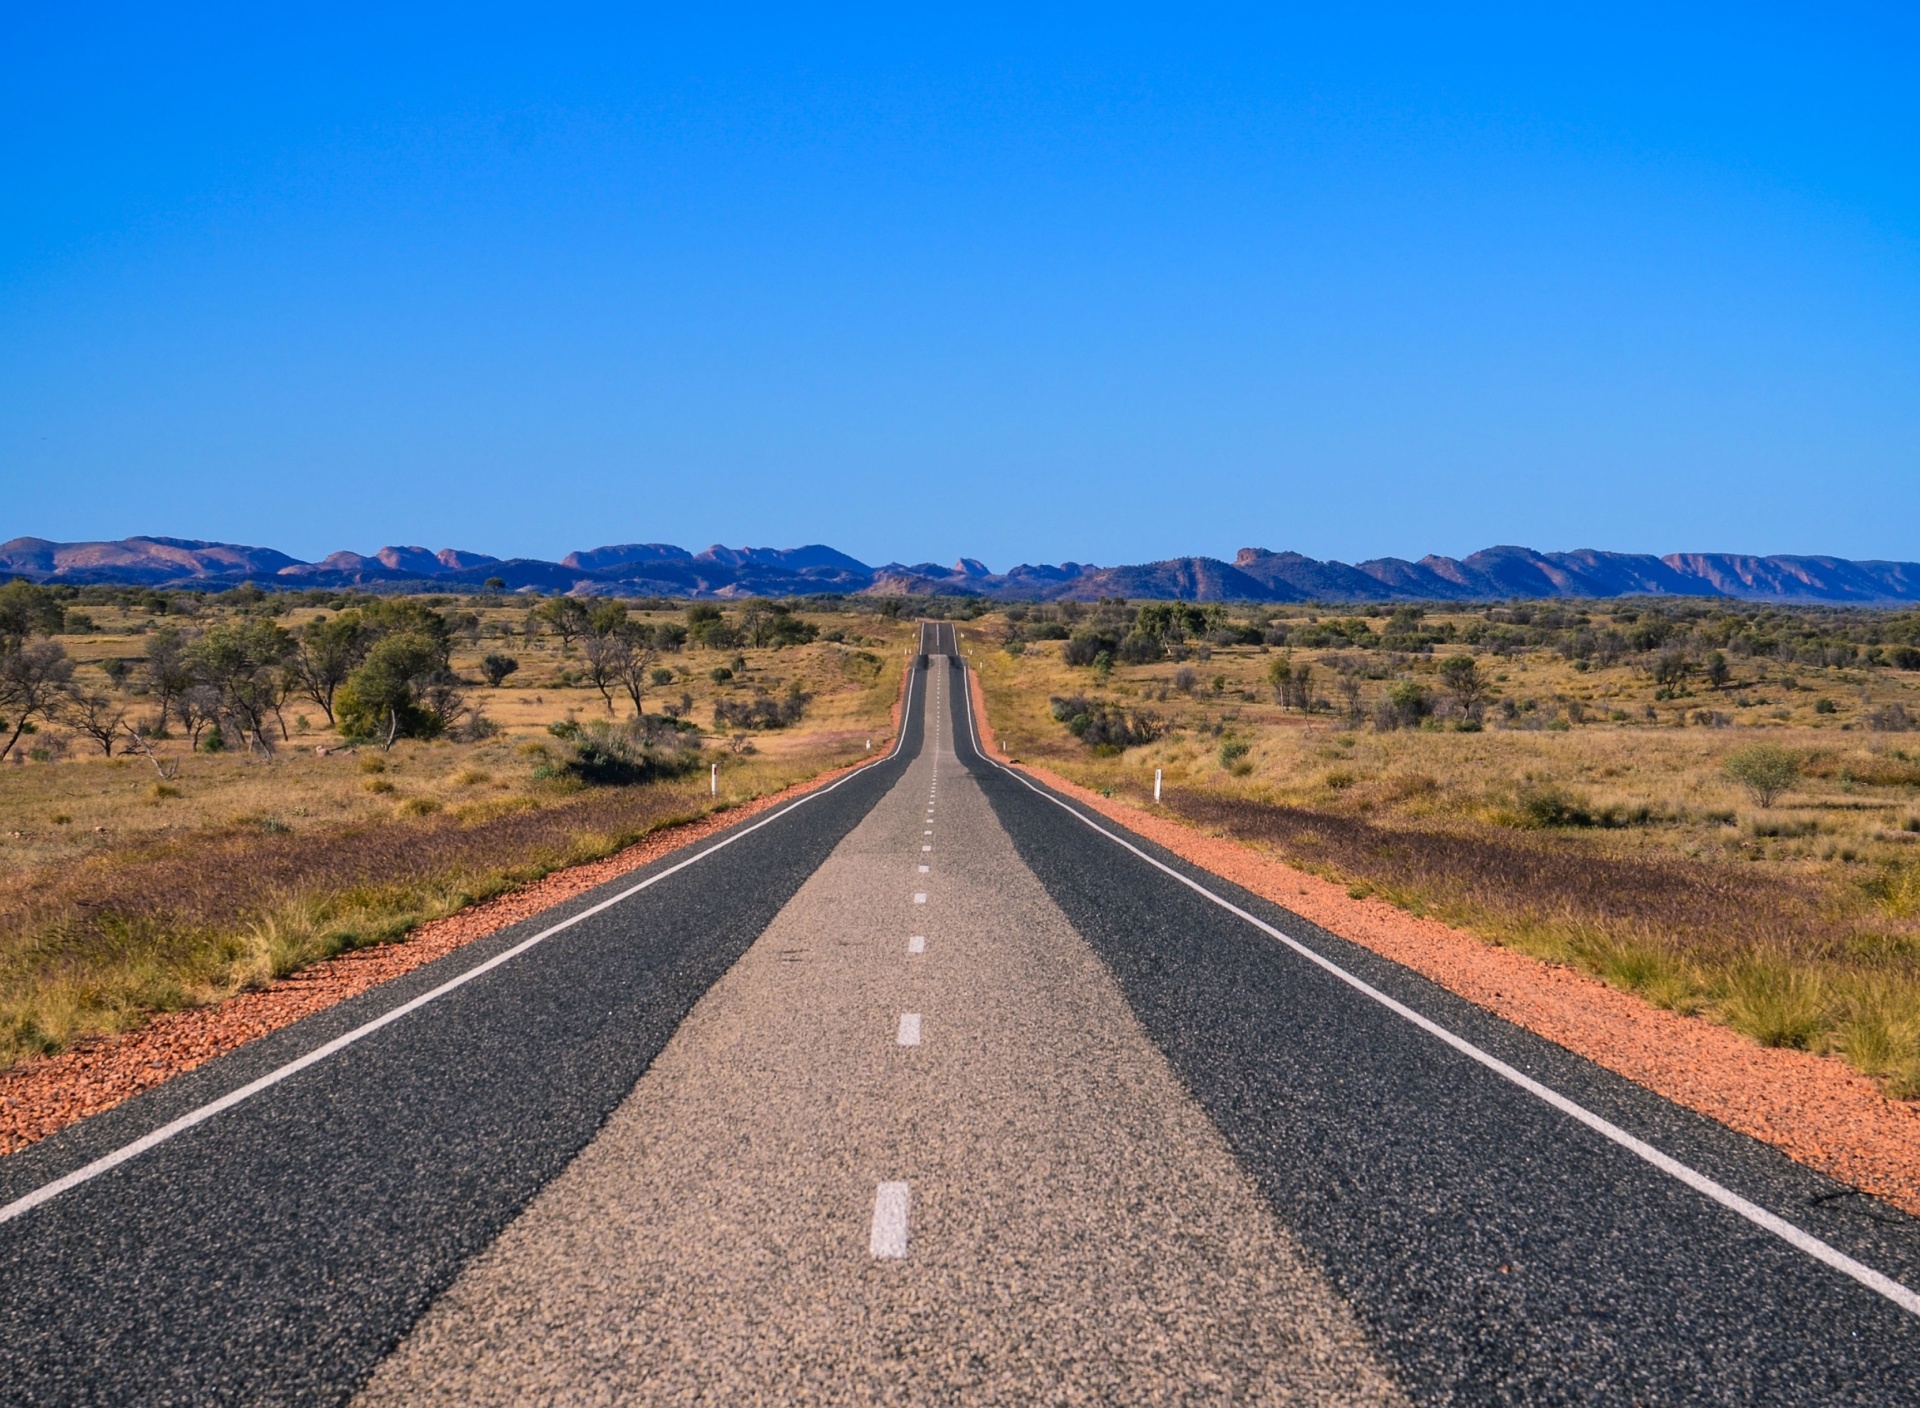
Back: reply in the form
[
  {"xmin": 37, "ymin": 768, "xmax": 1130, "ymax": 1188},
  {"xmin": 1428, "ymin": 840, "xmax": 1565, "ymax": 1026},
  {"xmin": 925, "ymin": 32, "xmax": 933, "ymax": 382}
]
[
  {"xmin": 913, "ymin": 892, "xmax": 927, "ymax": 904},
  {"xmin": 870, "ymin": 1182, "xmax": 911, "ymax": 1259},
  {"xmin": 907, "ymin": 936, "xmax": 926, "ymax": 954},
  {"xmin": 918, "ymin": 864, "xmax": 930, "ymax": 873},
  {"xmin": 897, "ymin": 1013, "xmax": 922, "ymax": 1046}
]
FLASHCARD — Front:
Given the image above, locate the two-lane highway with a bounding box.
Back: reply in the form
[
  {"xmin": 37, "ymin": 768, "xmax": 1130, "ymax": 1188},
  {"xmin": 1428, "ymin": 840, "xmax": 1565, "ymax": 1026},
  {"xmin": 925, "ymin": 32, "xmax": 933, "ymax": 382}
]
[{"xmin": 2, "ymin": 622, "xmax": 1917, "ymax": 1404}]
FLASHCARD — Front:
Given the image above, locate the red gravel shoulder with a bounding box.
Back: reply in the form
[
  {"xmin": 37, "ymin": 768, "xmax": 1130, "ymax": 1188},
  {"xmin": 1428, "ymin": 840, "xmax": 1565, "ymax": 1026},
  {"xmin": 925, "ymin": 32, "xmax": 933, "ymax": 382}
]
[
  {"xmin": 968, "ymin": 668, "xmax": 1920, "ymax": 1216},
  {"xmin": 0, "ymin": 744, "xmax": 895, "ymax": 1159}
]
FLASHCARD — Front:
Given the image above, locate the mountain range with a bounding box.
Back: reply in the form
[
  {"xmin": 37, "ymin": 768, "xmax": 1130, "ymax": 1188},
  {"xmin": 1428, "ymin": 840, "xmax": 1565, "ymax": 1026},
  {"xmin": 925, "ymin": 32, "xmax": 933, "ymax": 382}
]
[{"xmin": 3, "ymin": 535, "xmax": 1919, "ymax": 605}]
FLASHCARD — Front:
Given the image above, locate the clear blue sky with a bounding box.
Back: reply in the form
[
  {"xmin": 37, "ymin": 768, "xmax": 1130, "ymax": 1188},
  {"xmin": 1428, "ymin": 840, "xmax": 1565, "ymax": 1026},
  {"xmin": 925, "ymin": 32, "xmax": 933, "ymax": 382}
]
[{"xmin": 3, "ymin": 5, "xmax": 1916, "ymax": 571}]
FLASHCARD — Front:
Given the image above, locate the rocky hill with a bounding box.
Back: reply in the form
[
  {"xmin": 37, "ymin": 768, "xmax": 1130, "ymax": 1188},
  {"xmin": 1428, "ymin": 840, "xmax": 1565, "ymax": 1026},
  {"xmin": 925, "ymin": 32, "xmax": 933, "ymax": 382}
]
[{"xmin": 3, "ymin": 535, "xmax": 1917, "ymax": 604}]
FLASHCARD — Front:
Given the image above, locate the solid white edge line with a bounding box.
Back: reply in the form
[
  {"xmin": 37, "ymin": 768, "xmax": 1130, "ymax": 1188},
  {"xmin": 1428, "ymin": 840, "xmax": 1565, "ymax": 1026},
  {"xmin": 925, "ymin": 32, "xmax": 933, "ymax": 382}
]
[
  {"xmin": 0, "ymin": 659, "xmax": 928, "ymax": 1229},
  {"xmin": 953, "ymin": 662, "xmax": 1920, "ymax": 1319}
]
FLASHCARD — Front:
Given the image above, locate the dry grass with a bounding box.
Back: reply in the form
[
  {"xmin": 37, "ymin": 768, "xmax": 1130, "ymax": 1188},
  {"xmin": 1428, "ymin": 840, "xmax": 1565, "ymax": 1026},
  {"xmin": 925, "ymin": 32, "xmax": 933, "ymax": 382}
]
[
  {"xmin": 0, "ymin": 609, "xmax": 910, "ymax": 1070},
  {"xmin": 964, "ymin": 611, "xmax": 1920, "ymax": 1095}
]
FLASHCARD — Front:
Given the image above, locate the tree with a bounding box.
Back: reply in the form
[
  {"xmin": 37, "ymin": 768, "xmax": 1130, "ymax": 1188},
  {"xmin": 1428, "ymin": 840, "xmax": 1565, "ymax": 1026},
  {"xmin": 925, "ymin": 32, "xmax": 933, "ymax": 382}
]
[
  {"xmin": 1268, "ymin": 657, "xmax": 1313, "ymax": 711},
  {"xmin": 579, "ymin": 602, "xmax": 632, "ymax": 713},
  {"xmin": 142, "ymin": 627, "xmax": 195, "ymax": 733},
  {"xmin": 177, "ymin": 685, "xmax": 223, "ymax": 750},
  {"xmin": 536, "ymin": 597, "xmax": 591, "ymax": 650},
  {"xmin": 288, "ymin": 613, "xmax": 372, "ymax": 726},
  {"xmin": 1438, "ymin": 655, "xmax": 1487, "ymax": 712},
  {"xmin": 481, "ymin": 653, "xmax": 520, "ymax": 687},
  {"xmin": 335, "ymin": 631, "xmax": 464, "ymax": 746},
  {"xmin": 187, "ymin": 620, "xmax": 293, "ymax": 753},
  {"xmin": 0, "ymin": 580, "xmax": 65, "ymax": 649},
  {"xmin": 1705, "ymin": 650, "xmax": 1731, "ymax": 690},
  {"xmin": 612, "ymin": 626, "xmax": 660, "ymax": 716},
  {"xmin": 0, "ymin": 641, "xmax": 75, "ymax": 762},
  {"xmin": 1652, "ymin": 649, "xmax": 1691, "ymax": 693},
  {"xmin": 65, "ymin": 688, "xmax": 128, "ymax": 756},
  {"xmin": 1724, "ymin": 745, "xmax": 1800, "ymax": 807}
]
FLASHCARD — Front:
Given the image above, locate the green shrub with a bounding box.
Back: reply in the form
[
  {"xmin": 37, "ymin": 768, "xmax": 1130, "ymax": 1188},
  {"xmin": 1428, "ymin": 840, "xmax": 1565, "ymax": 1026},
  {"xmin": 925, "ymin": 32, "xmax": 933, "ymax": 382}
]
[
  {"xmin": 549, "ymin": 715, "xmax": 702, "ymax": 785},
  {"xmin": 1724, "ymin": 744, "xmax": 1800, "ymax": 807}
]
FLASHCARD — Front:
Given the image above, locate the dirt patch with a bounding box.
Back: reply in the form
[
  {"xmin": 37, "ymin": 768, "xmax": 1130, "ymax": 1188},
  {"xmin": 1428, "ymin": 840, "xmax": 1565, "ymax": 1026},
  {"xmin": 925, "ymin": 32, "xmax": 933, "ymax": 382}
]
[
  {"xmin": 965, "ymin": 667, "xmax": 1920, "ymax": 1216},
  {"xmin": 0, "ymin": 745, "xmax": 895, "ymax": 1159}
]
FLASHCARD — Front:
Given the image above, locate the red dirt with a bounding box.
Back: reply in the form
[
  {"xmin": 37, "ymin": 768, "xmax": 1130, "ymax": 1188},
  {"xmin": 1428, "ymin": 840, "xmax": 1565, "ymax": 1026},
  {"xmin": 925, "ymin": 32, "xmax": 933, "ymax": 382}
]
[
  {"xmin": 0, "ymin": 713, "xmax": 903, "ymax": 1159},
  {"xmin": 968, "ymin": 666, "xmax": 1920, "ymax": 1216}
]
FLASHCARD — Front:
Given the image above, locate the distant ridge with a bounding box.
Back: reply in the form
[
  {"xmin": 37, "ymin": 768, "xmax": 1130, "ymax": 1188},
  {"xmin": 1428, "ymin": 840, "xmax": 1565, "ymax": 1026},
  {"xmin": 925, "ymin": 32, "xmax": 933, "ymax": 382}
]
[{"xmin": 2, "ymin": 535, "xmax": 1917, "ymax": 605}]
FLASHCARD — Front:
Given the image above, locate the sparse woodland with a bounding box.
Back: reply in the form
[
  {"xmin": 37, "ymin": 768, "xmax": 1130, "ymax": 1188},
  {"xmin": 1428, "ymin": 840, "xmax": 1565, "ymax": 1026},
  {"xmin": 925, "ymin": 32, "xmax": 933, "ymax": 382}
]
[
  {"xmin": 0, "ymin": 580, "xmax": 911, "ymax": 1068},
  {"xmin": 972, "ymin": 597, "xmax": 1920, "ymax": 1096}
]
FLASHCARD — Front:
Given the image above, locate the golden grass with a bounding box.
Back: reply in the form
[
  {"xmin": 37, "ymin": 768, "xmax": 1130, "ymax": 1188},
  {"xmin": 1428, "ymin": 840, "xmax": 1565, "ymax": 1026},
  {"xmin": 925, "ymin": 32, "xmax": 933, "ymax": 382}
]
[
  {"xmin": 0, "ymin": 610, "xmax": 911, "ymax": 1070},
  {"xmin": 964, "ymin": 613, "xmax": 1920, "ymax": 1096}
]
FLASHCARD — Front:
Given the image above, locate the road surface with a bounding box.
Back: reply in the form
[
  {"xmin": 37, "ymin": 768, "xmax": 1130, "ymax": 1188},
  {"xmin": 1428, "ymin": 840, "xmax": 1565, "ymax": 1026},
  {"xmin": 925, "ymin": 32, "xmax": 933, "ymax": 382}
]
[{"xmin": 2, "ymin": 623, "xmax": 1918, "ymax": 1404}]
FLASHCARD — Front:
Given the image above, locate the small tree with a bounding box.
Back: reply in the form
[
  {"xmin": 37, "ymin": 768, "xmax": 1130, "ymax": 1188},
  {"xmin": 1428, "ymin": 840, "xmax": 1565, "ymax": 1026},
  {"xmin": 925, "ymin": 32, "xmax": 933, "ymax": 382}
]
[
  {"xmin": 536, "ymin": 597, "xmax": 592, "ymax": 651},
  {"xmin": 288, "ymin": 613, "xmax": 372, "ymax": 726},
  {"xmin": 1438, "ymin": 655, "xmax": 1487, "ymax": 712},
  {"xmin": 65, "ymin": 688, "xmax": 128, "ymax": 756},
  {"xmin": 613, "ymin": 627, "xmax": 661, "ymax": 716},
  {"xmin": 482, "ymin": 653, "xmax": 520, "ymax": 687},
  {"xmin": 335, "ymin": 631, "xmax": 463, "ymax": 746},
  {"xmin": 142, "ymin": 627, "xmax": 195, "ymax": 733},
  {"xmin": 187, "ymin": 620, "xmax": 293, "ymax": 753},
  {"xmin": 177, "ymin": 685, "xmax": 223, "ymax": 750},
  {"xmin": 1652, "ymin": 649, "xmax": 1691, "ymax": 694},
  {"xmin": 0, "ymin": 641, "xmax": 75, "ymax": 761},
  {"xmin": 579, "ymin": 603, "xmax": 633, "ymax": 714},
  {"xmin": 1724, "ymin": 745, "xmax": 1800, "ymax": 807},
  {"xmin": 1705, "ymin": 650, "xmax": 1731, "ymax": 691}
]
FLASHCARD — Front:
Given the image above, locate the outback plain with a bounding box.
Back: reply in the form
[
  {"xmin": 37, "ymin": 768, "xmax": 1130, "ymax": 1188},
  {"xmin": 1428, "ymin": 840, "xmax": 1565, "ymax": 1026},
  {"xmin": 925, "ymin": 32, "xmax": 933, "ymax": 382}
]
[
  {"xmin": 4, "ymin": 579, "xmax": 1920, "ymax": 1131},
  {"xmin": 0, "ymin": 581, "xmax": 912, "ymax": 1084},
  {"xmin": 965, "ymin": 597, "xmax": 1920, "ymax": 1098}
]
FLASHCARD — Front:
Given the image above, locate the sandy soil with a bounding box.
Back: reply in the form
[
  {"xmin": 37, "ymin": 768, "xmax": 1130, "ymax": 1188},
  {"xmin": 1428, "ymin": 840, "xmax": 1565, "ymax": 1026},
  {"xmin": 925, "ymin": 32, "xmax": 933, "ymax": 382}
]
[{"xmin": 968, "ymin": 667, "xmax": 1920, "ymax": 1216}]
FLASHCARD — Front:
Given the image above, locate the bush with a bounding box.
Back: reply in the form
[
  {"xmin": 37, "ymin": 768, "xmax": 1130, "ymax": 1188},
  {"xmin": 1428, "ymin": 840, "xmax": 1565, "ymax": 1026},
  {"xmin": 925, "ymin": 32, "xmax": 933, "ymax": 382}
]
[
  {"xmin": 1515, "ymin": 781, "xmax": 1594, "ymax": 828},
  {"xmin": 481, "ymin": 653, "xmax": 519, "ymax": 687},
  {"xmin": 1048, "ymin": 694, "xmax": 1163, "ymax": 754},
  {"xmin": 712, "ymin": 684, "xmax": 811, "ymax": 731},
  {"xmin": 549, "ymin": 714, "xmax": 702, "ymax": 785},
  {"xmin": 1724, "ymin": 744, "xmax": 1801, "ymax": 807},
  {"xmin": 1867, "ymin": 703, "xmax": 1914, "ymax": 732},
  {"xmin": 1063, "ymin": 630, "xmax": 1120, "ymax": 667},
  {"xmin": 1374, "ymin": 680, "xmax": 1433, "ymax": 731}
]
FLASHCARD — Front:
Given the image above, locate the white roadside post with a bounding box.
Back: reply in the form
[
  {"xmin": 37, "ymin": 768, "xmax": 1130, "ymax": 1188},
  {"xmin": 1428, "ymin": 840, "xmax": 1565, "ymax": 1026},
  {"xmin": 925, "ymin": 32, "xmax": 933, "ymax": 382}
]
[
  {"xmin": 710, "ymin": 762, "xmax": 718, "ymax": 797},
  {"xmin": 1154, "ymin": 768, "xmax": 1163, "ymax": 803}
]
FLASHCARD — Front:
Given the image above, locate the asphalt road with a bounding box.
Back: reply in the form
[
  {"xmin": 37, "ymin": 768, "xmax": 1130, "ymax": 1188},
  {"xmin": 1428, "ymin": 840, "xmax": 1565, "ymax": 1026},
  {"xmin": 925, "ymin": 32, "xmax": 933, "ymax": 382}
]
[{"xmin": 2, "ymin": 624, "xmax": 1918, "ymax": 1404}]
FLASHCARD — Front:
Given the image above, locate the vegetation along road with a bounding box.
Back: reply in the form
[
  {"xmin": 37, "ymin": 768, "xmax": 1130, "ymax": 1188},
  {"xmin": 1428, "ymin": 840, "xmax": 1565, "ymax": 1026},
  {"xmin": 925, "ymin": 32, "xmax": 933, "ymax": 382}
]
[{"xmin": 1, "ymin": 622, "xmax": 1917, "ymax": 1403}]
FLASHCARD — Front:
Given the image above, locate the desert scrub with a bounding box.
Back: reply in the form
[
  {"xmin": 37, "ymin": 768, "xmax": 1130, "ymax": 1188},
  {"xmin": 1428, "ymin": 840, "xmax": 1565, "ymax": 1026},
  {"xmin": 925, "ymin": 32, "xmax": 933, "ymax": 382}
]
[
  {"xmin": 1154, "ymin": 787, "xmax": 1920, "ymax": 1095},
  {"xmin": 0, "ymin": 732, "xmax": 877, "ymax": 1071}
]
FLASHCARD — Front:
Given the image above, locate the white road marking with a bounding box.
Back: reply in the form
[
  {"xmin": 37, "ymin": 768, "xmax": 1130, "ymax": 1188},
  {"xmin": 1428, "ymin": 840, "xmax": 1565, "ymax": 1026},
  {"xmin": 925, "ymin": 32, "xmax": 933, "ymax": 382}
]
[
  {"xmin": 0, "ymin": 662, "xmax": 932, "ymax": 1231},
  {"xmin": 918, "ymin": 864, "xmax": 930, "ymax": 873},
  {"xmin": 913, "ymin": 893, "xmax": 927, "ymax": 904},
  {"xmin": 908, "ymin": 936, "xmax": 926, "ymax": 954},
  {"xmin": 897, "ymin": 1013, "xmax": 922, "ymax": 1046},
  {"xmin": 922, "ymin": 845, "xmax": 932, "ymax": 851},
  {"xmin": 952, "ymin": 664, "xmax": 1920, "ymax": 1321}
]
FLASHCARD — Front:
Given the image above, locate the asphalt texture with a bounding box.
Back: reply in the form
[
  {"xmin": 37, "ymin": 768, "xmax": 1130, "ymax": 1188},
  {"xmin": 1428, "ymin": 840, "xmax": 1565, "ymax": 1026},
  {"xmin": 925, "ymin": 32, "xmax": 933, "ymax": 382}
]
[
  {"xmin": 357, "ymin": 647, "xmax": 1401, "ymax": 1405},
  {"xmin": 949, "ymin": 654, "xmax": 1920, "ymax": 1404},
  {"xmin": 0, "ymin": 663, "xmax": 927, "ymax": 1406}
]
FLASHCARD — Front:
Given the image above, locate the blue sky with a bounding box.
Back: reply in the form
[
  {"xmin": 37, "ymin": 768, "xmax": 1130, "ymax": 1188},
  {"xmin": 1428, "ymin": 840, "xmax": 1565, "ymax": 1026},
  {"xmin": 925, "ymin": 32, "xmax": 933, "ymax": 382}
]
[{"xmin": 3, "ymin": 5, "xmax": 1916, "ymax": 571}]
